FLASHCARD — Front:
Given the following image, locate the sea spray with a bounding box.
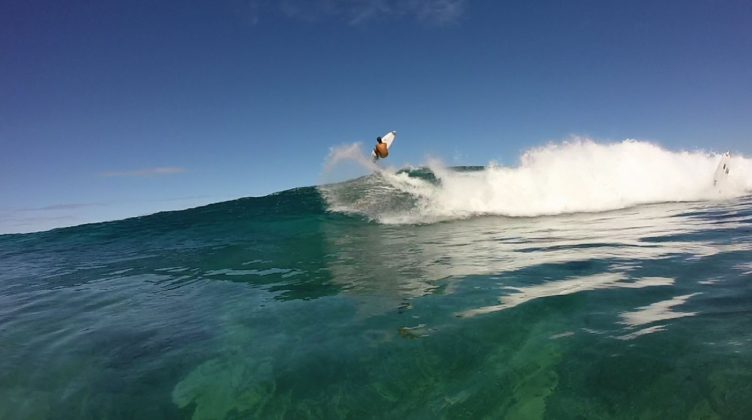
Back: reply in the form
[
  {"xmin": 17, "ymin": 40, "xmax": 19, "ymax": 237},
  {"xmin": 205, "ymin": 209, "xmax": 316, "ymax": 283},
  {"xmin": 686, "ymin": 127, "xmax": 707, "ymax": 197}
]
[
  {"xmin": 320, "ymin": 143, "xmax": 380, "ymax": 184},
  {"xmin": 320, "ymin": 138, "xmax": 752, "ymax": 223}
]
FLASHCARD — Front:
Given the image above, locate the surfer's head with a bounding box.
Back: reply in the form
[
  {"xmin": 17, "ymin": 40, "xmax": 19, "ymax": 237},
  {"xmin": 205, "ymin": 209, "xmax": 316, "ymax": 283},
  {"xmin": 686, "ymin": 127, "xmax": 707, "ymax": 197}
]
[{"xmin": 377, "ymin": 137, "xmax": 382, "ymax": 143}]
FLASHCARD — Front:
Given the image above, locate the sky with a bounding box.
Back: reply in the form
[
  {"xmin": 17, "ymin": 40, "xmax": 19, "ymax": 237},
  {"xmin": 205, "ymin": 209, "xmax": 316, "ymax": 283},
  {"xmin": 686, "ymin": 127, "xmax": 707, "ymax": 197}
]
[{"xmin": 1, "ymin": 0, "xmax": 751, "ymax": 234}]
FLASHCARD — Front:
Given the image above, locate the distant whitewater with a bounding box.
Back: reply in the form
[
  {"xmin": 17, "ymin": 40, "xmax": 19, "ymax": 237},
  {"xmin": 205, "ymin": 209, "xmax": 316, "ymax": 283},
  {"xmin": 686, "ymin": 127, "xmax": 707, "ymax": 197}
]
[{"xmin": 321, "ymin": 139, "xmax": 752, "ymax": 224}]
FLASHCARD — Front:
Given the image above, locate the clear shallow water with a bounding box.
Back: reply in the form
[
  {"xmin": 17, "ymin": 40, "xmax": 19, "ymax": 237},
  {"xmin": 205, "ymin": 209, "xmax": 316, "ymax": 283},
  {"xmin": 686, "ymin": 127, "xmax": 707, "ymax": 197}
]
[{"xmin": 2, "ymin": 181, "xmax": 752, "ymax": 419}]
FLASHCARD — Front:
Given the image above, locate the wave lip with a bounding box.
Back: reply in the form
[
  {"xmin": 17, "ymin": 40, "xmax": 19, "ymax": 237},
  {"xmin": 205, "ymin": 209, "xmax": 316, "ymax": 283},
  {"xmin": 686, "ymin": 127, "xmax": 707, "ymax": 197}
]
[{"xmin": 321, "ymin": 139, "xmax": 752, "ymax": 224}]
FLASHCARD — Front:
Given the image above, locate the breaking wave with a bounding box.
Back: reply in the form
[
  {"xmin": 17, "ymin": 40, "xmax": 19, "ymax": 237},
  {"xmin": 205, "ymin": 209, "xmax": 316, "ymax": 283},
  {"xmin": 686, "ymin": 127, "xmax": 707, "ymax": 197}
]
[{"xmin": 319, "ymin": 139, "xmax": 752, "ymax": 224}]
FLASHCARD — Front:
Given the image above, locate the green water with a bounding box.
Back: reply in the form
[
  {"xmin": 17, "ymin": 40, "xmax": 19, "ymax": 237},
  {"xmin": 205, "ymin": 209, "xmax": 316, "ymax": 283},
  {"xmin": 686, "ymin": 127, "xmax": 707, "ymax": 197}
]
[{"xmin": 1, "ymin": 183, "xmax": 752, "ymax": 419}]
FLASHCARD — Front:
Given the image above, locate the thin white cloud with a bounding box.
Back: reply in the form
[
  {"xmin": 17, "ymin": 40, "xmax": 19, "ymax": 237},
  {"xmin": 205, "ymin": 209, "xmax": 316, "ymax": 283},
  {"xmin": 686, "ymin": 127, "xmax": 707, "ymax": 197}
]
[
  {"xmin": 101, "ymin": 167, "xmax": 187, "ymax": 177},
  {"xmin": 26, "ymin": 203, "xmax": 104, "ymax": 211},
  {"xmin": 0, "ymin": 203, "xmax": 103, "ymax": 234},
  {"xmin": 8, "ymin": 215, "xmax": 79, "ymax": 226},
  {"xmin": 276, "ymin": 0, "xmax": 466, "ymax": 25},
  {"xmin": 155, "ymin": 195, "xmax": 213, "ymax": 202},
  {"xmin": 0, "ymin": 202, "xmax": 104, "ymax": 215},
  {"xmin": 408, "ymin": 0, "xmax": 465, "ymax": 24},
  {"xmin": 347, "ymin": 0, "xmax": 392, "ymax": 25}
]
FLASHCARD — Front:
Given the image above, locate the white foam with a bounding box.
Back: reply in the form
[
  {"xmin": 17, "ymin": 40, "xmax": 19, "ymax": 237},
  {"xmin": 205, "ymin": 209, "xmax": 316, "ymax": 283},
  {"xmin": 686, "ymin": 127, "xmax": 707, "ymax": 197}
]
[
  {"xmin": 619, "ymin": 293, "xmax": 701, "ymax": 327},
  {"xmin": 456, "ymin": 274, "xmax": 673, "ymax": 318},
  {"xmin": 320, "ymin": 138, "xmax": 752, "ymax": 223}
]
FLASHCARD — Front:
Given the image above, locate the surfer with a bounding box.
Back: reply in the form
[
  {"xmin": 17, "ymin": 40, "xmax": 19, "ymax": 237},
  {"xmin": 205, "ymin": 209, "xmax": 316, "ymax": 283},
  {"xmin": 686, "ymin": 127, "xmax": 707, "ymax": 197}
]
[{"xmin": 373, "ymin": 137, "xmax": 389, "ymax": 159}]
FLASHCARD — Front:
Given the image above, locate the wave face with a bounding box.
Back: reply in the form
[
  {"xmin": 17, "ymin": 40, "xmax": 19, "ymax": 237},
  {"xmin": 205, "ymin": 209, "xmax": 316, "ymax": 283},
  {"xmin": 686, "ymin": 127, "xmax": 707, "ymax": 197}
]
[{"xmin": 320, "ymin": 139, "xmax": 752, "ymax": 223}]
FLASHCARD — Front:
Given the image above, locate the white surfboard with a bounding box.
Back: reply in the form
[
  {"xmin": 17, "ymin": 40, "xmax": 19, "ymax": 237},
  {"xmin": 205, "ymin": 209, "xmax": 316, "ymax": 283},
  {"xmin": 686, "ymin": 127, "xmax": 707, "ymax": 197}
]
[
  {"xmin": 713, "ymin": 152, "xmax": 731, "ymax": 189},
  {"xmin": 372, "ymin": 131, "xmax": 397, "ymax": 159}
]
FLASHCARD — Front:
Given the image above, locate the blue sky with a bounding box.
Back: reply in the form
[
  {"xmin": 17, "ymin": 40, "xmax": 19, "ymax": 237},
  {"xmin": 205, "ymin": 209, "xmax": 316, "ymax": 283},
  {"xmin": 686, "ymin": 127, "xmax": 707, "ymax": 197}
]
[{"xmin": 1, "ymin": 0, "xmax": 751, "ymax": 233}]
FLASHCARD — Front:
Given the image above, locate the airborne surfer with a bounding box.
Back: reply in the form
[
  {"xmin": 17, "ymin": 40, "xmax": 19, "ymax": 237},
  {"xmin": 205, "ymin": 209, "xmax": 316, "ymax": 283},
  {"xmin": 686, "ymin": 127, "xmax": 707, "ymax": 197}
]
[{"xmin": 373, "ymin": 136, "xmax": 389, "ymax": 160}]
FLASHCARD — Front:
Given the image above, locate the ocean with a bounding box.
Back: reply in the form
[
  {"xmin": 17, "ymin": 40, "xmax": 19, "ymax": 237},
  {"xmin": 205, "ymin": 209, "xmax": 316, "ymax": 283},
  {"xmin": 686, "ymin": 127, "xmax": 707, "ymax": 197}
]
[{"xmin": 1, "ymin": 140, "xmax": 752, "ymax": 419}]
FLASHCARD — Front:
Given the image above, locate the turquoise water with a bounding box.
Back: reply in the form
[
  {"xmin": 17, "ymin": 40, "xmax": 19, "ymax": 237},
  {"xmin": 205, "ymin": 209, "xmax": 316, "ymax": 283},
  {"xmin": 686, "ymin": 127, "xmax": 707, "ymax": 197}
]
[{"xmin": 2, "ymin": 168, "xmax": 752, "ymax": 419}]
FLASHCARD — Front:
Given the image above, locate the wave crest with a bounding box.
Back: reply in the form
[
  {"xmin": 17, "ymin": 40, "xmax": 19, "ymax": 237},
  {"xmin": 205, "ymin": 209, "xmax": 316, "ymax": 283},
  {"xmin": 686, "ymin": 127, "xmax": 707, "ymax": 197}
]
[{"xmin": 320, "ymin": 139, "xmax": 752, "ymax": 224}]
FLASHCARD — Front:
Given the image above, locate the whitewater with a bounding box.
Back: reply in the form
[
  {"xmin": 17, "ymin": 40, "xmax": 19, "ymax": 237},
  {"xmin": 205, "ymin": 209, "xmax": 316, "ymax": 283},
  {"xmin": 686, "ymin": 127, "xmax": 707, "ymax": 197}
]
[{"xmin": 321, "ymin": 138, "xmax": 752, "ymax": 223}]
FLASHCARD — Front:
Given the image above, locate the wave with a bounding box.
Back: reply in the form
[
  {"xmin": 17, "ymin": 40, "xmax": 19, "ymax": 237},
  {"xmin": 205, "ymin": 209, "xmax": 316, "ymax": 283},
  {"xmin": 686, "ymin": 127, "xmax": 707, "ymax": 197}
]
[{"xmin": 319, "ymin": 138, "xmax": 752, "ymax": 224}]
